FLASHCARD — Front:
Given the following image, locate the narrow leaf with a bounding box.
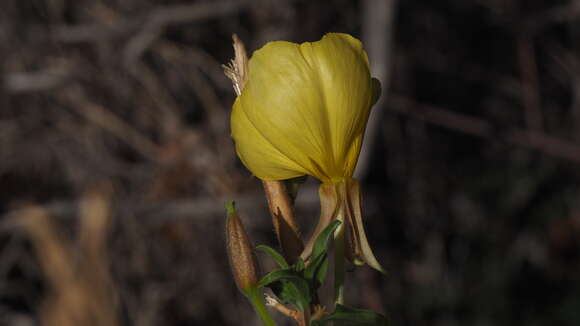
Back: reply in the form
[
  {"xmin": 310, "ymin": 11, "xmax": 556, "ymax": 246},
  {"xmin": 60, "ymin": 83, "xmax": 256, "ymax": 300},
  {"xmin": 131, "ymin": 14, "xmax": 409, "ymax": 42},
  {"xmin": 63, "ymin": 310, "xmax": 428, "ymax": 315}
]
[
  {"xmin": 302, "ymin": 220, "xmax": 341, "ymax": 290},
  {"xmin": 269, "ymin": 279, "xmax": 308, "ymax": 312},
  {"xmin": 313, "ymin": 256, "xmax": 329, "ymax": 288},
  {"xmin": 311, "ymin": 220, "xmax": 341, "ymax": 262},
  {"xmin": 294, "ymin": 257, "xmax": 305, "ymax": 272},
  {"xmin": 256, "ymin": 244, "xmax": 289, "ymax": 269},
  {"xmin": 304, "ymin": 252, "xmax": 326, "ymax": 281},
  {"xmin": 258, "ymin": 268, "xmax": 311, "ymax": 311},
  {"xmin": 258, "ymin": 268, "xmax": 299, "ymax": 288},
  {"xmin": 311, "ymin": 304, "xmax": 388, "ymax": 326}
]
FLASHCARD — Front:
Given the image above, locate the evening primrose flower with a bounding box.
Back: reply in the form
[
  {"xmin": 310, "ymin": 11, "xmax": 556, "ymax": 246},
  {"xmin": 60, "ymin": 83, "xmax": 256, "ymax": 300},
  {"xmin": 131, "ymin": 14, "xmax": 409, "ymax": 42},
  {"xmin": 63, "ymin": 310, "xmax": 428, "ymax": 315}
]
[
  {"xmin": 230, "ymin": 33, "xmax": 380, "ymax": 182},
  {"xmin": 225, "ymin": 33, "xmax": 384, "ymax": 273}
]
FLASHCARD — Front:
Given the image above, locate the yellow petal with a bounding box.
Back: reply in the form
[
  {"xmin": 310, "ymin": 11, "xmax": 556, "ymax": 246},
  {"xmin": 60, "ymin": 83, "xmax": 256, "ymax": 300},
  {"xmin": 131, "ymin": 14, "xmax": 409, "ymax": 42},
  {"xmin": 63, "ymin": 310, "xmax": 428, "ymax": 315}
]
[
  {"xmin": 231, "ymin": 33, "xmax": 380, "ymax": 182},
  {"xmin": 231, "ymin": 98, "xmax": 309, "ymax": 180},
  {"xmin": 299, "ymin": 34, "xmax": 375, "ymax": 178}
]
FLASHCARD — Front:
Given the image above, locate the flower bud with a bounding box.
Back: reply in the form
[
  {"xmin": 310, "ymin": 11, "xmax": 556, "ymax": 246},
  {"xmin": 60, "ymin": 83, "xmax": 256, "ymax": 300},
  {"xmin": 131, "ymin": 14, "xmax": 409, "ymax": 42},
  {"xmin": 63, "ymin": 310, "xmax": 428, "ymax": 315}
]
[{"xmin": 225, "ymin": 201, "xmax": 259, "ymax": 294}]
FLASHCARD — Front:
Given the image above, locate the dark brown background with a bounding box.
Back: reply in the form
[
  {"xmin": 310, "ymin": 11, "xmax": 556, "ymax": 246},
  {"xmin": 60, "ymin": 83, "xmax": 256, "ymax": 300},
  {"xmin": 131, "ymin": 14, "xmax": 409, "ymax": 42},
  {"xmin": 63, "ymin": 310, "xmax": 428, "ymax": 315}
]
[{"xmin": 1, "ymin": 0, "xmax": 580, "ymax": 325}]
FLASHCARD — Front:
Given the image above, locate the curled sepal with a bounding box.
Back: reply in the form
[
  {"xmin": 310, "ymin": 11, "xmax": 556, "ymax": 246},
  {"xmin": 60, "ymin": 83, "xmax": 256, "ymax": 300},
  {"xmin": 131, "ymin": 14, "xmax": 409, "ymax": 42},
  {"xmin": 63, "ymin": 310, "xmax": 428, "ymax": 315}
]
[
  {"xmin": 300, "ymin": 184, "xmax": 339, "ymax": 260},
  {"xmin": 343, "ymin": 179, "xmax": 385, "ymax": 273},
  {"xmin": 225, "ymin": 201, "xmax": 260, "ymax": 294},
  {"xmin": 301, "ymin": 179, "xmax": 385, "ymax": 274}
]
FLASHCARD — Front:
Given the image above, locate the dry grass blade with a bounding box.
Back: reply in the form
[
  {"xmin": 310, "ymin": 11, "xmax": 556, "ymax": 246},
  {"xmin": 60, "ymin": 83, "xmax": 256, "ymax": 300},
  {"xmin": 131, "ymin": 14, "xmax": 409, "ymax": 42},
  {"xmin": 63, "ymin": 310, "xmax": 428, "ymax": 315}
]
[{"xmin": 18, "ymin": 186, "xmax": 118, "ymax": 326}]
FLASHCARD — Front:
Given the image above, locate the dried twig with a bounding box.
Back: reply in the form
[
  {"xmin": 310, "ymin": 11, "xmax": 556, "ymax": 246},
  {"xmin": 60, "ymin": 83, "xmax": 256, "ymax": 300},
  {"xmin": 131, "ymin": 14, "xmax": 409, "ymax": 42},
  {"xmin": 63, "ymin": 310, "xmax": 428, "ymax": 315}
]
[
  {"xmin": 3, "ymin": 67, "xmax": 72, "ymax": 93},
  {"xmin": 59, "ymin": 90, "xmax": 162, "ymax": 163},
  {"xmin": 388, "ymin": 95, "xmax": 580, "ymax": 164},
  {"xmin": 51, "ymin": 0, "xmax": 255, "ymax": 44},
  {"xmin": 518, "ymin": 34, "xmax": 543, "ymax": 131},
  {"xmin": 0, "ymin": 186, "xmax": 321, "ymax": 234}
]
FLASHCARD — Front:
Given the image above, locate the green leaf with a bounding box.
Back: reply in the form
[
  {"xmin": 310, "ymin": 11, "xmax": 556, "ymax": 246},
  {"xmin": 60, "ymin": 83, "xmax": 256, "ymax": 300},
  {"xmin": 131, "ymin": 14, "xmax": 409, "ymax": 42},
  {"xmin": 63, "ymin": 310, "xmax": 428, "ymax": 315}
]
[
  {"xmin": 258, "ymin": 268, "xmax": 311, "ymax": 311},
  {"xmin": 258, "ymin": 268, "xmax": 298, "ymax": 288},
  {"xmin": 305, "ymin": 254, "xmax": 329, "ymax": 289},
  {"xmin": 311, "ymin": 304, "xmax": 389, "ymax": 326},
  {"xmin": 311, "ymin": 220, "xmax": 341, "ymax": 261},
  {"xmin": 294, "ymin": 257, "xmax": 305, "ymax": 272},
  {"xmin": 256, "ymin": 245, "xmax": 289, "ymax": 269},
  {"xmin": 304, "ymin": 252, "xmax": 325, "ymax": 280},
  {"xmin": 303, "ymin": 220, "xmax": 341, "ymax": 290},
  {"xmin": 269, "ymin": 279, "xmax": 309, "ymax": 312}
]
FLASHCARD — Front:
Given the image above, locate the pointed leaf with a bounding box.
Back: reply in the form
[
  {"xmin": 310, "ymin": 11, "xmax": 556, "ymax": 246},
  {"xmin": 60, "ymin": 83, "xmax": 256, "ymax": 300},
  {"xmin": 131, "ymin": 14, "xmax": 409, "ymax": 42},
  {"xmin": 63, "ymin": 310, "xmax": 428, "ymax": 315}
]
[
  {"xmin": 301, "ymin": 220, "xmax": 341, "ymax": 290},
  {"xmin": 258, "ymin": 268, "xmax": 311, "ymax": 311},
  {"xmin": 311, "ymin": 304, "xmax": 388, "ymax": 326},
  {"xmin": 312, "ymin": 256, "xmax": 329, "ymax": 289},
  {"xmin": 311, "ymin": 220, "xmax": 341, "ymax": 262},
  {"xmin": 294, "ymin": 257, "xmax": 305, "ymax": 272},
  {"xmin": 269, "ymin": 279, "xmax": 309, "ymax": 312},
  {"xmin": 256, "ymin": 245, "xmax": 289, "ymax": 269},
  {"xmin": 258, "ymin": 268, "xmax": 299, "ymax": 288},
  {"xmin": 305, "ymin": 252, "xmax": 327, "ymax": 281}
]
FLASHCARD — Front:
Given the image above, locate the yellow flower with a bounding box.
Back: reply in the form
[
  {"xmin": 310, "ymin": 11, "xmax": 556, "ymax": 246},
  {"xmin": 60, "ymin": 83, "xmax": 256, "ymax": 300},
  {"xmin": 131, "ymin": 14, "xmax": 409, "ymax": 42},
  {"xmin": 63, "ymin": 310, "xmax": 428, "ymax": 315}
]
[
  {"xmin": 225, "ymin": 33, "xmax": 384, "ymax": 274},
  {"xmin": 230, "ymin": 33, "xmax": 380, "ymax": 183}
]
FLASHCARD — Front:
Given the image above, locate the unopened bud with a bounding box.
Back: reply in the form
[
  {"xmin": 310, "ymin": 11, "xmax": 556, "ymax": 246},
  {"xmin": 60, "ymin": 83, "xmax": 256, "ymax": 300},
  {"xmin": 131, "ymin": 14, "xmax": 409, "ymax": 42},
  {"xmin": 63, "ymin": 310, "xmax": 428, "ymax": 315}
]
[{"xmin": 225, "ymin": 201, "xmax": 259, "ymax": 294}]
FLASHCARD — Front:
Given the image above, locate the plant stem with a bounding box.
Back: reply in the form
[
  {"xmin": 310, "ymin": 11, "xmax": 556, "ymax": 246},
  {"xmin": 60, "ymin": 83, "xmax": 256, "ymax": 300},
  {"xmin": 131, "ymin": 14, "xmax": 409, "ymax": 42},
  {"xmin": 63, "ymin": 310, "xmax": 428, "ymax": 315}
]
[
  {"xmin": 333, "ymin": 203, "xmax": 346, "ymax": 306},
  {"xmin": 247, "ymin": 288, "xmax": 277, "ymax": 326}
]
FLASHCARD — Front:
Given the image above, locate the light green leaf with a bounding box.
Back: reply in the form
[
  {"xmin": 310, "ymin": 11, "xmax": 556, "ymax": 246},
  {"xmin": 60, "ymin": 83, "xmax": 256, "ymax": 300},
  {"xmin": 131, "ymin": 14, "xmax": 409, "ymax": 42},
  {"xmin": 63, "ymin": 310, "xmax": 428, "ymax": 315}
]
[{"xmin": 256, "ymin": 245, "xmax": 289, "ymax": 269}]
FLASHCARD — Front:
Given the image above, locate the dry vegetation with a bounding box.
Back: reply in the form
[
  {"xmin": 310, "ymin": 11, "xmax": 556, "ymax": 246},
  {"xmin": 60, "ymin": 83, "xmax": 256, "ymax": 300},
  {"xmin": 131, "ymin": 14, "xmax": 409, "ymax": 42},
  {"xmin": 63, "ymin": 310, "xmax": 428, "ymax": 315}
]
[{"xmin": 1, "ymin": 0, "xmax": 580, "ymax": 325}]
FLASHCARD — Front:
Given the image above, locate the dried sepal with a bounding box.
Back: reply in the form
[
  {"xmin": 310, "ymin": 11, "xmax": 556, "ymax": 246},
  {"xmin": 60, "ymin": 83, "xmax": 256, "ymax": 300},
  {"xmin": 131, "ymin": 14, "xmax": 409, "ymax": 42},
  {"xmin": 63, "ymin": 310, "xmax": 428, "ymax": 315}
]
[
  {"xmin": 301, "ymin": 179, "xmax": 384, "ymax": 273},
  {"xmin": 301, "ymin": 183, "xmax": 339, "ymax": 261},
  {"xmin": 262, "ymin": 180, "xmax": 304, "ymax": 264},
  {"xmin": 344, "ymin": 179, "xmax": 384, "ymax": 273},
  {"xmin": 223, "ymin": 34, "xmax": 249, "ymax": 96}
]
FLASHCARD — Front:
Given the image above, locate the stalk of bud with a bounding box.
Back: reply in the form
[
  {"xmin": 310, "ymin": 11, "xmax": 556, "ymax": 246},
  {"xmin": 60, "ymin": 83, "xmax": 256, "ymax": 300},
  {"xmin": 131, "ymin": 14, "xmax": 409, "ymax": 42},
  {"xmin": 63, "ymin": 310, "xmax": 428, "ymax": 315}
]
[{"xmin": 225, "ymin": 202, "xmax": 277, "ymax": 326}]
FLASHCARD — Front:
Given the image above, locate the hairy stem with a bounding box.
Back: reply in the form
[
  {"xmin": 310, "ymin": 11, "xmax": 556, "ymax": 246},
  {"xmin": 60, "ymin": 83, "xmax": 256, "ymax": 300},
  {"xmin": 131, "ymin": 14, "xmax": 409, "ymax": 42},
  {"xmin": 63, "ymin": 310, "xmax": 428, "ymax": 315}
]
[{"xmin": 247, "ymin": 288, "xmax": 277, "ymax": 326}]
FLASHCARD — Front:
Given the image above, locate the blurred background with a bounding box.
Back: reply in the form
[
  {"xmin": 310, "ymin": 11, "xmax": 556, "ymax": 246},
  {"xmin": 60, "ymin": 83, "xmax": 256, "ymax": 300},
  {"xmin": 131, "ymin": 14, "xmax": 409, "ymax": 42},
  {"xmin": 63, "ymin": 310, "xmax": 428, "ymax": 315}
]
[{"xmin": 2, "ymin": 0, "xmax": 580, "ymax": 325}]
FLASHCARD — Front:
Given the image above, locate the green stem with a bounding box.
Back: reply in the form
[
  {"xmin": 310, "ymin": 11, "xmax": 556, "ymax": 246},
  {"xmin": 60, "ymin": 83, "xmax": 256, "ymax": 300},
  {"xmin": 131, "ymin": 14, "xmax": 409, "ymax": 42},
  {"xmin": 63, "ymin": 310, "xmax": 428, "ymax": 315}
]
[
  {"xmin": 334, "ymin": 201, "xmax": 346, "ymax": 306},
  {"xmin": 303, "ymin": 303, "xmax": 312, "ymax": 326},
  {"xmin": 247, "ymin": 288, "xmax": 277, "ymax": 326}
]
